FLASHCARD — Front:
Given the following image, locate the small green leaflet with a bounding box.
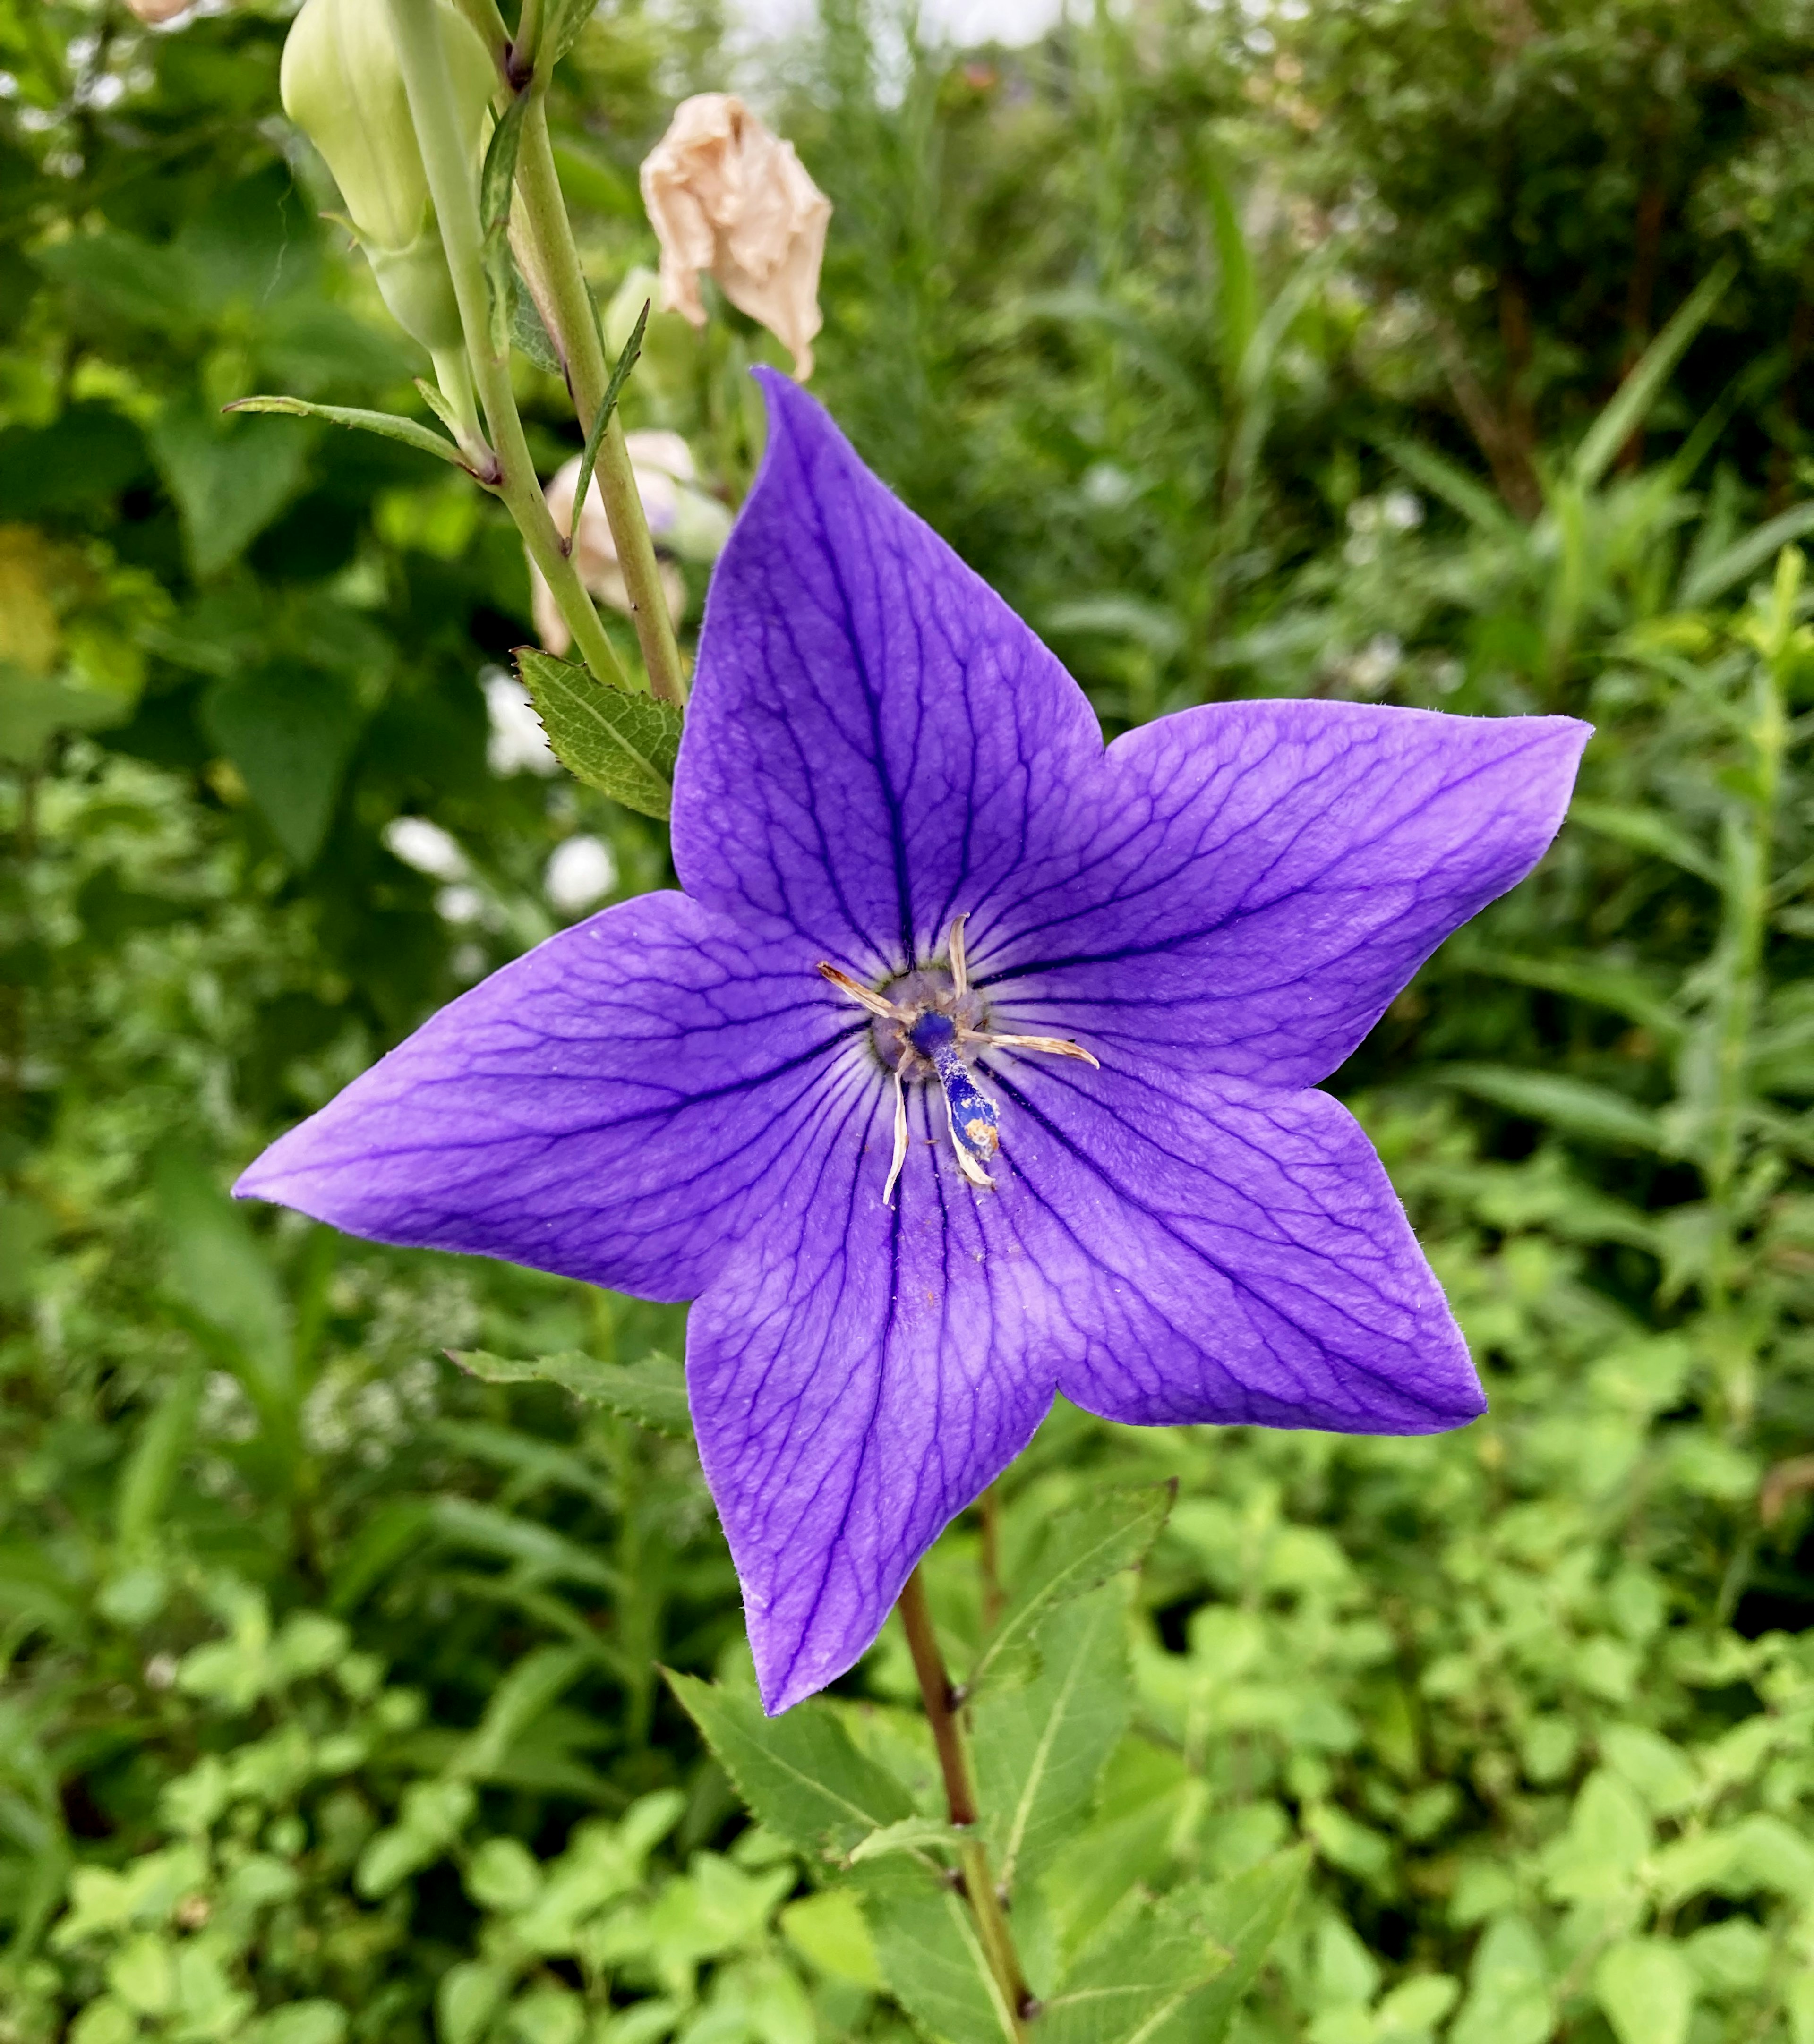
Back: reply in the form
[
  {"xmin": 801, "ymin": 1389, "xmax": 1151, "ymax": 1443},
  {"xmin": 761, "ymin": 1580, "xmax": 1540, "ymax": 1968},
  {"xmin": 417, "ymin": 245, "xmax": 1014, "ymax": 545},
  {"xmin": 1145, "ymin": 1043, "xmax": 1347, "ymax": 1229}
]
[
  {"xmin": 845, "ymin": 1815, "xmax": 970, "ymax": 1866},
  {"xmin": 225, "ymin": 394, "xmax": 469, "ymax": 471},
  {"xmin": 480, "ymin": 92, "xmax": 532, "ymax": 358},
  {"xmin": 858, "ymin": 1860, "xmax": 1023, "ymax": 2044},
  {"xmin": 451, "ymin": 1348, "xmax": 692, "ymax": 1439},
  {"xmin": 967, "ymin": 1485, "xmax": 1173, "ymax": 1697},
  {"xmin": 570, "ymin": 299, "xmax": 649, "ymax": 546},
  {"xmin": 512, "ymin": 277, "xmax": 565, "ymax": 375},
  {"xmin": 515, "ymin": 648, "xmax": 683, "ymax": 819},
  {"xmin": 546, "ymin": 0, "xmax": 600, "ymax": 64},
  {"xmin": 664, "ymin": 1672, "xmax": 913, "ymax": 1861},
  {"xmin": 972, "ymin": 1581, "xmax": 1132, "ymax": 1899}
]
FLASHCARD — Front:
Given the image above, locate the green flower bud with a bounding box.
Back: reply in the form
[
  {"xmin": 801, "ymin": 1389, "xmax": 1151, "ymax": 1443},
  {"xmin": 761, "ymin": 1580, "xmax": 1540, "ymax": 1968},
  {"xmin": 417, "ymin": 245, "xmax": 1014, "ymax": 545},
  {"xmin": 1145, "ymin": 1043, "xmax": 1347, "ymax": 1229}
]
[{"xmin": 281, "ymin": 0, "xmax": 495, "ymax": 357}]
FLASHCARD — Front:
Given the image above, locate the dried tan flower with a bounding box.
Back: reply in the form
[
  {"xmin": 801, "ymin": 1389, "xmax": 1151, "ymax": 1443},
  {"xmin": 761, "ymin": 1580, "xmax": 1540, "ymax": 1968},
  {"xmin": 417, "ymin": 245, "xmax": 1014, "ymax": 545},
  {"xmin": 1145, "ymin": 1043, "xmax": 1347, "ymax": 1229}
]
[{"xmin": 639, "ymin": 94, "xmax": 831, "ymax": 380}]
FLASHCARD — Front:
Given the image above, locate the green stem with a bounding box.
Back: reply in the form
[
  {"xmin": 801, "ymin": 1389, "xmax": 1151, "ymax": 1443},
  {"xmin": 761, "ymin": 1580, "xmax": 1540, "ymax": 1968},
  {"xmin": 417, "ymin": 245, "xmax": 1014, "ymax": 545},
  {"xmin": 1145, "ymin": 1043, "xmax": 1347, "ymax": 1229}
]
[
  {"xmin": 513, "ymin": 94, "xmax": 688, "ymax": 705},
  {"xmin": 897, "ymin": 1570, "xmax": 1033, "ymax": 2037},
  {"xmin": 385, "ymin": 0, "xmax": 629, "ymax": 690}
]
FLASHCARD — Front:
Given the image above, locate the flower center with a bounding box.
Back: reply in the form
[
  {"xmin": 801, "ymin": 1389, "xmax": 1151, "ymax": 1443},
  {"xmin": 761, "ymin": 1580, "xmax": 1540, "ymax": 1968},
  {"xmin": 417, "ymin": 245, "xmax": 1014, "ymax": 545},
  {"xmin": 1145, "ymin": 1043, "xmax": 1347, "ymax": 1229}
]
[{"xmin": 817, "ymin": 916, "xmax": 1099, "ymax": 1204}]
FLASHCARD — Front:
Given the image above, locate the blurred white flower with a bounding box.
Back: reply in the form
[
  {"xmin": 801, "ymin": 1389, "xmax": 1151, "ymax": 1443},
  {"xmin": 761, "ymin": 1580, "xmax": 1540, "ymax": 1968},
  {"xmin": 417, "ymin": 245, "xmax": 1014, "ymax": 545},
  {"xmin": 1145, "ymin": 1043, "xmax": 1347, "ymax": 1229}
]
[
  {"xmin": 640, "ymin": 93, "xmax": 831, "ymax": 379},
  {"xmin": 545, "ymin": 835, "xmax": 618, "ymax": 915},
  {"xmin": 481, "ymin": 668, "xmax": 559, "ymax": 777},
  {"xmin": 383, "ymin": 816, "xmax": 468, "ymax": 881},
  {"xmin": 531, "ymin": 433, "xmax": 733, "ymax": 659},
  {"xmin": 1347, "ymin": 633, "xmax": 1404, "ymax": 697},
  {"xmin": 1381, "ymin": 488, "xmax": 1424, "ymax": 533},
  {"xmin": 123, "ymin": 0, "xmax": 194, "ymax": 20},
  {"xmin": 435, "ymin": 884, "xmax": 488, "ymax": 927}
]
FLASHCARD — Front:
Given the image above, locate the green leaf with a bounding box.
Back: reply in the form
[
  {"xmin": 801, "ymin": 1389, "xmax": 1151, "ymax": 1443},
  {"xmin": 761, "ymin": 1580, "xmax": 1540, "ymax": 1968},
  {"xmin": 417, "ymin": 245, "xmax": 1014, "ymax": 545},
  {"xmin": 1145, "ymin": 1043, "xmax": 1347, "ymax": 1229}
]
[
  {"xmin": 968, "ymin": 1486, "xmax": 1172, "ymax": 1696},
  {"xmin": 480, "ymin": 92, "xmax": 532, "ymax": 358},
  {"xmin": 429, "ymin": 1496, "xmax": 621, "ymax": 1591},
  {"xmin": 972, "ymin": 1581, "xmax": 1131, "ymax": 1899},
  {"xmin": 155, "ymin": 1149, "xmax": 292, "ymax": 1410},
  {"xmin": 452, "ymin": 1347, "xmax": 692, "ymax": 1438},
  {"xmin": 1571, "ymin": 261, "xmax": 1735, "ymax": 490},
  {"xmin": 1141, "ymin": 1850, "xmax": 1309, "ymax": 2044},
  {"xmin": 1038, "ymin": 1890, "xmax": 1230, "ymax": 2044},
  {"xmin": 114, "ymin": 1355, "xmax": 205, "ymax": 1554},
  {"xmin": 513, "ymin": 276, "xmax": 565, "ymax": 374},
  {"xmin": 1451, "ymin": 949, "xmax": 1681, "ymax": 1041},
  {"xmin": 1569, "ymin": 800, "xmax": 1720, "ymax": 884},
  {"xmin": 846, "ymin": 1815, "xmax": 970, "ymax": 1865},
  {"xmin": 223, "ymin": 394, "xmax": 468, "ymax": 469},
  {"xmin": 201, "ymin": 663, "xmax": 362, "ymax": 869},
  {"xmin": 859, "ymin": 1861, "xmax": 1022, "ymax": 2044},
  {"xmin": 1437, "ymin": 1065, "xmax": 1670, "ymax": 1154},
  {"xmin": 570, "ymin": 299, "xmax": 649, "ymax": 549},
  {"xmin": 780, "ymin": 1889, "xmax": 884, "ymax": 1989},
  {"xmin": 151, "ymin": 397, "xmax": 313, "ymax": 579},
  {"xmin": 664, "ymin": 1671, "xmax": 914, "ymax": 1860},
  {"xmin": 452, "ymin": 1643, "xmax": 590, "ymax": 1781},
  {"xmin": 1378, "ymin": 434, "xmax": 1519, "ymax": 537},
  {"xmin": 1679, "ymin": 500, "xmax": 1814, "ymax": 608},
  {"xmin": 514, "ymin": 648, "xmax": 683, "ymax": 819},
  {"xmin": 547, "ymin": 0, "xmax": 599, "ymax": 64},
  {"xmin": 1594, "ymin": 1940, "xmax": 1694, "ymax": 2044}
]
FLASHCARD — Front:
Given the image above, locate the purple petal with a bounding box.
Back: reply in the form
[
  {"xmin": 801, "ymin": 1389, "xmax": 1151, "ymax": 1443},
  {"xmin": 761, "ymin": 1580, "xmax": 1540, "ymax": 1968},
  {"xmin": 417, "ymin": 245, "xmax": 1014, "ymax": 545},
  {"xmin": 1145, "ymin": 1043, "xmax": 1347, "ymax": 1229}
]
[
  {"xmin": 673, "ymin": 371, "xmax": 1105, "ymax": 980},
  {"xmin": 689, "ymin": 1083, "xmax": 1054, "ymax": 1713},
  {"xmin": 235, "ymin": 892, "xmax": 859, "ymax": 1300},
  {"xmin": 972, "ymin": 1055, "xmax": 1482, "ymax": 1434},
  {"xmin": 972, "ymin": 700, "xmax": 1588, "ymax": 1089}
]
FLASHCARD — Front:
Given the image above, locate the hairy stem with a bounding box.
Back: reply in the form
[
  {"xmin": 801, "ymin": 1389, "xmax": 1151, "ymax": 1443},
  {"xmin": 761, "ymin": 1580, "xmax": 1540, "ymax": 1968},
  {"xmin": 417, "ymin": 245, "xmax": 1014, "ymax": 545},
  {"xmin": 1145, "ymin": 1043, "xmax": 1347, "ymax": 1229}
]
[
  {"xmin": 385, "ymin": 0, "xmax": 629, "ymax": 690},
  {"xmin": 897, "ymin": 1569, "xmax": 1033, "ymax": 2035},
  {"xmin": 512, "ymin": 94, "xmax": 688, "ymax": 705}
]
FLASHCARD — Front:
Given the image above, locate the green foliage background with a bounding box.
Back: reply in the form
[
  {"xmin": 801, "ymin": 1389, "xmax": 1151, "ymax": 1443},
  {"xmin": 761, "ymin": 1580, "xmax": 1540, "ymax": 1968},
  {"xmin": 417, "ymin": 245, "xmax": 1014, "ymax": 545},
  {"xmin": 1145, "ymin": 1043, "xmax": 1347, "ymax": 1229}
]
[{"xmin": 3, "ymin": 2, "xmax": 1813, "ymax": 2041}]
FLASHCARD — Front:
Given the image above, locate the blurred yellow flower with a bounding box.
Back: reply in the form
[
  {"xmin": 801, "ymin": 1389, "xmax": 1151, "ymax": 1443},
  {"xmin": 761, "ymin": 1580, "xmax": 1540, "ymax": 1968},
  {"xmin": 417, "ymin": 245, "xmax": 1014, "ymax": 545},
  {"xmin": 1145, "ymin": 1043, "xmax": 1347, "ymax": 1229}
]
[{"xmin": 640, "ymin": 94, "xmax": 831, "ymax": 380}]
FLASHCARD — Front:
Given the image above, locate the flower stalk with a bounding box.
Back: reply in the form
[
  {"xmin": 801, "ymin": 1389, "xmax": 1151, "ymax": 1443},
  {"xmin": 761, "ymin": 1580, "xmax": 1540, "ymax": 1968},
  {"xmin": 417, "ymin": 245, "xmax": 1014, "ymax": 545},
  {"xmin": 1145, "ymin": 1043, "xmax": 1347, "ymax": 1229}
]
[
  {"xmin": 512, "ymin": 89, "xmax": 689, "ymax": 705},
  {"xmin": 383, "ymin": 0, "xmax": 630, "ymax": 692},
  {"xmin": 896, "ymin": 1569, "xmax": 1032, "ymax": 2039}
]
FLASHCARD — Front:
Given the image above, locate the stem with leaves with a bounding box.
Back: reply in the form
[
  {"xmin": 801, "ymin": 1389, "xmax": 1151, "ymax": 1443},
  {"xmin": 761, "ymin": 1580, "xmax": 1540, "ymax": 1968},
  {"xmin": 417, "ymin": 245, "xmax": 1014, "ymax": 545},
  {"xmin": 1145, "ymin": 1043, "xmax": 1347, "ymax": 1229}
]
[
  {"xmin": 512, "ymin": 89, "xmax": 688, "ymax": 705},
  {"xmin": 383, "ymin": 0, "xmax": 629, "ymax": 690},
  {"xmin": 896, "ymin": 1570, "xmax": 1033, "ymax": 2038}
]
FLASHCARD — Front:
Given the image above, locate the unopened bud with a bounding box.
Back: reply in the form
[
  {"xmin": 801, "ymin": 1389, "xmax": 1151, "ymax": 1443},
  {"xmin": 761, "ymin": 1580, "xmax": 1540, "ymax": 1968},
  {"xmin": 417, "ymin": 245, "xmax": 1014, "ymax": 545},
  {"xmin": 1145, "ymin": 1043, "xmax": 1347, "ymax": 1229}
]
[
  {"xmin": 281, "ymin": 0, "xmax": 495, "ymax": 358},
  {"xmin": 640, "ymin": 95, "xmax": 831, "ymax": 380}
]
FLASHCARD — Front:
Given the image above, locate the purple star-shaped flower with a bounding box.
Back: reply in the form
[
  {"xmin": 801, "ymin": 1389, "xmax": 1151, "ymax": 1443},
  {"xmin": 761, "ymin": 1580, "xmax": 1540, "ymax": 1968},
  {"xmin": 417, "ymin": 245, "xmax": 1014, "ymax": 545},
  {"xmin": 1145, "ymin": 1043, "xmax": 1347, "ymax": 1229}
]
[{"xmin": 239, "ymin": 373, "xmax": 1587, "ymax": 1712}]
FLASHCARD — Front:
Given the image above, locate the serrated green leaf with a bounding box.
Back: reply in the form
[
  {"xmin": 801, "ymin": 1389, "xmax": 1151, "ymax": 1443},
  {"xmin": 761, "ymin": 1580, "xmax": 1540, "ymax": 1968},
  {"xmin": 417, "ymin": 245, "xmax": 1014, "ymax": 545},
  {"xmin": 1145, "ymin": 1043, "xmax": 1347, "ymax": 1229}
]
[
  {"xmin": 665, "ymin": 1671, "xmax": 914, "ymax": 1859},
  {"xmin": 1141, "ymin": 1850, "xmax": 1310, "ymax": 2044},
  {"xmin": 858, "ymin": 1860, "xmax": 1022, "ymax": 2044},
  {"xmin": 224, "ymin": 394, "xmax": 468, "ymax": 470},
  {"xmin": 973, "ymin": 1581, "xmax": 1131, "ymax": 1899},
  {"xmin": 968, "ymin": 1486, "xmax": 1172, "ymax": 1697},
  {"xmin": 1438, "ymin": 1065, "xmax": 1670, "ymax": 1153},
  {"xmin": 515, "ymin": 648, "xmax": 682, "ymax": 818},
  {"xmin": 452, "ymin": 1348, "xmax": 691, "ymax": 1438},
  {"xmin": 1038, "ymin": 1889, "xmax": 1229, "ymax": 2044}
]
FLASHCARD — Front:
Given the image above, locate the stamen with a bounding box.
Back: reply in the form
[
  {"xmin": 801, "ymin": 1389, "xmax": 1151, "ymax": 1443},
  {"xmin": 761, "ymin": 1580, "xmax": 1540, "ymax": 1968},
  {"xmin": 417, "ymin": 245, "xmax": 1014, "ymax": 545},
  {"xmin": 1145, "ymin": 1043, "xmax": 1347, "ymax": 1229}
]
[
  {"xmin": 967, "ymin": 1030, "xmax": 1100, "ymax": 1069},
  {"xmin": 817, "ymin": 961, "xmax": 899, "ymax": 1019},
  {"xmin": 882, "ymin": 1071, "xmax": 908, "ymax": 1207},
  {"xmin": 948, "ymin": 912, "xmax": 971, "ymax": 1000}
]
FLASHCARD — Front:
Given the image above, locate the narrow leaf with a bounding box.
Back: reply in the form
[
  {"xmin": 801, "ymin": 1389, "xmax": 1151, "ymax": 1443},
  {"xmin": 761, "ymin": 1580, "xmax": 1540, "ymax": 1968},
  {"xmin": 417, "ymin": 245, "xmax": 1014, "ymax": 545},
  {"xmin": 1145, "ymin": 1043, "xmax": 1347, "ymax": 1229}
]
[
  {"xmin": 1569, "ymin": 800, "xmax": 1720, "ymax": 884},
  {"xmin": 1378, "ymin": 434, "xmax": 1518, "ymax": 537},
  {"xmin": 570, "ymin": 299, "xmax": 649, "ymax": 540},
  {"xmin": 452, "ymin": 1347, "xmax": 692, "ymax": 1438},
  {"xmin": 1679, "ymin": 501, "xmax": 1814, "ymax": 608},
  {"xmin": 481, "ymin": 93, "xmax": 533, "ymax": 357},
  {"xmin": 1450, "ymin": 949, "xmax": 1681, "ymax": 1040},
  {"xmin": 512, "ymin": 276, "xmax": 565, "ymax": 375},
  {"xmin": 846, "ymin": 1816, "xmax": 969, "ymax": 1865},
  {"xmin": 664, "ymin": 1671, "xmax": 914, "ymax": 1859},
  {"xmin": 968, "ymin": 1486, "xmax": 1172, "ymax": 1697},
  {"xmin": 515, "ymin": 647, "xmax": 682, "ymax": 819},
  {"xmin": 1438, "ymin": 1065, "xmax": 1671, "ymax": 1153},
  {"xmin": 452, "ymin": 1643, "xmax": 590, "ymax": 1781},
  {"xmin": 225, "ymin": 394, "xmax": 467, "ymax": 470},
  {"xmin": 1572, "ymin": 261, "xmax": 1735, "ymax": 490}
]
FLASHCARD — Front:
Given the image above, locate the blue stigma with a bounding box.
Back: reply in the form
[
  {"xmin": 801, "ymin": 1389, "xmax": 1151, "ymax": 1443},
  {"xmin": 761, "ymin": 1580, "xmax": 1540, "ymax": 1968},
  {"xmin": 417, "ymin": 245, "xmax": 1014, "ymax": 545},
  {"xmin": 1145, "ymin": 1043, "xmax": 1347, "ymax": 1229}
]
[{"xmin": 908, "ymin": 1011, "xmax": 998, "ymax": 1174}]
